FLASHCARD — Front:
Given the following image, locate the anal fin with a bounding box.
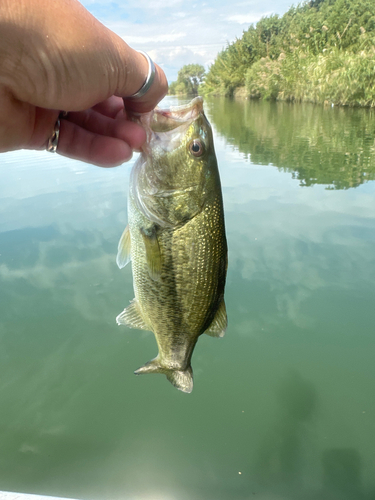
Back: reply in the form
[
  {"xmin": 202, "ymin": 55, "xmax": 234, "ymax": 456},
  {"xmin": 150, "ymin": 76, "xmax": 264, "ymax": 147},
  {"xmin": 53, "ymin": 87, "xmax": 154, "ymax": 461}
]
[
  {"xmin": 116, "ymin": 300, "xmax": 150, "ymax": 330},
  {"xmin": 204, "ymin": 300, "xmax": 227, "ymax": 338}
]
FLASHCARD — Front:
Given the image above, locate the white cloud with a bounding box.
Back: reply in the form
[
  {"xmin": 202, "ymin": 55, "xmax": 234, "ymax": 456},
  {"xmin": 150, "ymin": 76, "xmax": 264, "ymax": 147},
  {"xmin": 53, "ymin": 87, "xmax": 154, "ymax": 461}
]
[
  {"xmin": 228, "ymin": 13, "xmax": 269, "ymax": 24},
  {"xmin": 80, "ymin": 0, "xmax": 294, "ymax": 81},
  {"xmin": 136, "ymin": 0, "xmax": 183, "ymax": 8},
  {"xmin": 105, "ymin": 15, "xmax": 231, "ymax": 79},
  {"xmin": 150, "ymin": 46, "xmax": 206, "ymax": 69},
  {"xmin": 123, "ymin": 33, "xmax": 186, "ymax": 44}
]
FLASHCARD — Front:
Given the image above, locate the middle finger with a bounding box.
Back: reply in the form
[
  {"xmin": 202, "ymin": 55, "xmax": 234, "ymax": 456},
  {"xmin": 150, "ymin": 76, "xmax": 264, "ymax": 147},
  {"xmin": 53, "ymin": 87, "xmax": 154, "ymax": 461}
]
[{"xmin": 92, "ymin": 96, "xmax": 125, "ymax": 118}]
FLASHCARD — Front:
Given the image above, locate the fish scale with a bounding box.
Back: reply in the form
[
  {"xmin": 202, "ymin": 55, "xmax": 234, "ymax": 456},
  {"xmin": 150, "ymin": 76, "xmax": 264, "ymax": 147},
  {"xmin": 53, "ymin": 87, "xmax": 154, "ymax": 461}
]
[{"xmin": 116, "ymin": 97, "xmax": 227, "ymax": 393}]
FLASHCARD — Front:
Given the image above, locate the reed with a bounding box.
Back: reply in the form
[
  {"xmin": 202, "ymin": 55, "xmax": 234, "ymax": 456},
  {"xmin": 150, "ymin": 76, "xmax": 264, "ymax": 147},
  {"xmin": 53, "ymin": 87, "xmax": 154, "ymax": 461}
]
[{"xmin": 245, "ymin": 47, "xmax": 375, "ymax": 107}]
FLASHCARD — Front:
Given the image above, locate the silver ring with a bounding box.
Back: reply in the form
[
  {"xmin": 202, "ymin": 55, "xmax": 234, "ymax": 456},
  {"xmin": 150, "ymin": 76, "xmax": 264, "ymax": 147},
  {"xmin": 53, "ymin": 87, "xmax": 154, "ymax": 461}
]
[
  {"xmin": 128, "ymin": 51, "xmax": 156, "ymax": 99},
  {"xmin": 46, "ymin": 119, "xmax": 60, "ymax": 153}
]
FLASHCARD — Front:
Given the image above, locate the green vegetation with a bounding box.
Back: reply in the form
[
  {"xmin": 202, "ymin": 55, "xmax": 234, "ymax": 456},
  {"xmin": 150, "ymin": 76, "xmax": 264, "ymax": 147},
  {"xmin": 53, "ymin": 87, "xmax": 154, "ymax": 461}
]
[
  {"xmin": 168, "ymin": 64, "xmax": 205, "ymax": 96},
  {"xmin": 197, "ymin": 0, "xmax": 375, "ymax": 106}
]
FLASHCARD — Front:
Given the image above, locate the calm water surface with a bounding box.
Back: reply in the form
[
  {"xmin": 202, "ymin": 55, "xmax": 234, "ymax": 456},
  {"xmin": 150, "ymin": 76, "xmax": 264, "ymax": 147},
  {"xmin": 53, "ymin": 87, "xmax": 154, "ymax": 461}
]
[{"xmin": 1, "ymin": 97, "xmax": 375, "ymax": 500}]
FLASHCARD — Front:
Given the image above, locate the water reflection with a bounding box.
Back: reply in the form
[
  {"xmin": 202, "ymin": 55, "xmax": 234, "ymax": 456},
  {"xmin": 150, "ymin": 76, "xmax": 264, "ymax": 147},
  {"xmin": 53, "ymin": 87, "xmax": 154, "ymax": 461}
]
[
  {"xmin": 1, "ymin": 100, "xmax": 375, "ymax": 499},
  {"xmin": 206, "ymin": 97, "xmax": 375, "ymax": 189}
]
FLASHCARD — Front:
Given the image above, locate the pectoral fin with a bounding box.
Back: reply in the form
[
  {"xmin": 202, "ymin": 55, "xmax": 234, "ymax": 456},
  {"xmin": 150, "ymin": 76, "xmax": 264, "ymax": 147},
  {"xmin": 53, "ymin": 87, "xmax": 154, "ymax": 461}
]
[
  {"xmin": 116, "ymin": 225, "xmax": 131, "ymax": 269},
  {"xmin": 140, "ymin": 226, "xmax": 162, "ymax": 280},
  {"xmin": 204, "ymin": 300, "xmax": 227, "ymax": 338},
  {"xmin": 116, "ymin": 300, "xmax": 150, "ymax": 330}
]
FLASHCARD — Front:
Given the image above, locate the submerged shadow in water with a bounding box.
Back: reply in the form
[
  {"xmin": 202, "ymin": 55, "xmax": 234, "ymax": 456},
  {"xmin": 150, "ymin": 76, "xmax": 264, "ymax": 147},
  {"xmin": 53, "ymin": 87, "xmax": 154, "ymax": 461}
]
[
  {"xmin": 254, "ymin": 371, "xmax": 317, "ymax": 489},
  {"xmin": 321, "ymin": 448, "xmax": 364, "ymax": 500},
  {"xmin": 250, "ymin": 371, "xmax": 368, "ymax": 499}
]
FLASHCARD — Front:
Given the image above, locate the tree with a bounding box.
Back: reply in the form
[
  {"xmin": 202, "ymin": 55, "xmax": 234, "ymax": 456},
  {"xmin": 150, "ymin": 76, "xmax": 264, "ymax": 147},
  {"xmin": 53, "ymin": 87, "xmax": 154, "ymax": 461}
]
[{"xmin": 169, "ymin": 64, "xmax": 206, "ymax": 95}]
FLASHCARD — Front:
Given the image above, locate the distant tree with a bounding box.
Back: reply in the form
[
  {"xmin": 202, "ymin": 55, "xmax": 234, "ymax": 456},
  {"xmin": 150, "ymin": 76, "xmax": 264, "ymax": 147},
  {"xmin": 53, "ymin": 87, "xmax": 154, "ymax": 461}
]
[{"xmin": 168, "ymin": 64, "xmax": 206, "ymax": 95}]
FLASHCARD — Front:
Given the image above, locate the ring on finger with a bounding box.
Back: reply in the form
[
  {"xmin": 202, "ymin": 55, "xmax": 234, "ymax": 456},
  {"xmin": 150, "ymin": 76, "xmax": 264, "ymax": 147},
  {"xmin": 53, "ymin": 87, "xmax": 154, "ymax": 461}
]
[
  {"xmin": 128, "ymin": 51, "xmax": 156, "ymax": 100},
  {"xmin": 46, "ymin": 112, "xmax": 68, "ymax": 153}
]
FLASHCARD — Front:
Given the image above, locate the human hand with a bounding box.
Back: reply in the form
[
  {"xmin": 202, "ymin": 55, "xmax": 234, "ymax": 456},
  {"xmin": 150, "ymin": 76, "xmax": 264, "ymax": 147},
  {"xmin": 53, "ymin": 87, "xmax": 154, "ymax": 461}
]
[{"xmin": 0, "ymin": 0, "xmax": 168, "ymax": 167}]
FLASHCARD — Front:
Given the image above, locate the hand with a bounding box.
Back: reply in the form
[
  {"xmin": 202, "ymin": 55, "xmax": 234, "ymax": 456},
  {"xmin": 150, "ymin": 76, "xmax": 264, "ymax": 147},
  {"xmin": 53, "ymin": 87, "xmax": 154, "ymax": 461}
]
[{"xmin": 0, "ymin": 0, "xmax": 168, "ymax": 167}]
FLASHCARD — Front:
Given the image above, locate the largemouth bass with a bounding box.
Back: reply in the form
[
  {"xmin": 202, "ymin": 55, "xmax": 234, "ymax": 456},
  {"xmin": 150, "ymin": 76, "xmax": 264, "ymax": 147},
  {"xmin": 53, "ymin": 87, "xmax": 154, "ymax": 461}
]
[{"xmin": 116, "ymin": 97, "xmax": 227, "ymax": 393}]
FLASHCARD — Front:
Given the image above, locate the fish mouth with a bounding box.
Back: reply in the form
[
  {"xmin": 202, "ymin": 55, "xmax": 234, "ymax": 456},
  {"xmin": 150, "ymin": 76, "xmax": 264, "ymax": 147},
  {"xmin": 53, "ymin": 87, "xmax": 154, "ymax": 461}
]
[
  {"xmin": 150, "ymin": 96, "xmax": 204, "ymax": 133},
  {"xmin": 161, "ymin": 96, "xmax": 203, "ymax": 120}
]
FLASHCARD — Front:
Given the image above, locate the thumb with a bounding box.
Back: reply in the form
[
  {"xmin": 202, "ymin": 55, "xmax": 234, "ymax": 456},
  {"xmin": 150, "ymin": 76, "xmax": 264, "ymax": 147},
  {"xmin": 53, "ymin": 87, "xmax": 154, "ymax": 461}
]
[
  {"xmin": 117, "ymin": 49, "xmax": 169, "ymax": 114},
  {"xmin": 3, "ymin": 0, "xmax": 168, "ymax": 113}
]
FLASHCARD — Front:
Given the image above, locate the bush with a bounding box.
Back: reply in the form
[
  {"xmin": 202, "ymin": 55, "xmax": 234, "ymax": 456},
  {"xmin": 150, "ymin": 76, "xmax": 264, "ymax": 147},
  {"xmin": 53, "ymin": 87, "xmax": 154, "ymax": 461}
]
[{"xmin": 245, "ymin": 48, "xmax": 375, "ymax": 106}]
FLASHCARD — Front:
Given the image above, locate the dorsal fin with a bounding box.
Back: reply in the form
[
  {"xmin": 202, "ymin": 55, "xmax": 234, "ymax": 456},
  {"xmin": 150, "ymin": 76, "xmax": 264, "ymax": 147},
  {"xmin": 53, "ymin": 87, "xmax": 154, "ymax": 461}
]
[
  {"xmin": 204, "ymin": 300, "xmax": 227, "ymax": 338},
  {"xmin": 116, "ymin": 300, "xmax": 150, "ymax": 330}
]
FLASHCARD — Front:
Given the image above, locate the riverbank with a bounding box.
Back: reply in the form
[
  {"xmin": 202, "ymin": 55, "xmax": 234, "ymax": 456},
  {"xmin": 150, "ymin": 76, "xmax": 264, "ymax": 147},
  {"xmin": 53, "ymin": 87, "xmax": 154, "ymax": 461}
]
[
  {"xmin": 196, "ymin": 0, "xmax": 375, "ymax": 107},
  {"xmin": 200, "ymin": 50, "xmax": 375, "ymax": 108},
  {"xmin": 230, "ymin": 48, "xmax": 375, "ymax": 107}
]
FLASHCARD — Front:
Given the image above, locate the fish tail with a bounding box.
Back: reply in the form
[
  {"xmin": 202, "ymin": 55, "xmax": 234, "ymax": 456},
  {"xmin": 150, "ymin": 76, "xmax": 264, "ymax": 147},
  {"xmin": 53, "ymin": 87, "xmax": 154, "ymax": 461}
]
[
  {"xmin": 166, "ymin": 367, "xmax": 193, "ymax": 394},
  {"xmin": 134, "ymin": 358, "xmax": 193, "ymax": 394}
]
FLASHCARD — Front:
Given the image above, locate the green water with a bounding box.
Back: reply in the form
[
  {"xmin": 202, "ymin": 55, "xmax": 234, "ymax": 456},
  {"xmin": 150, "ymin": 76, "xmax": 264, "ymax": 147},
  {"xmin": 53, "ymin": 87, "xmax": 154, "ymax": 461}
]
[{"xmin": 1, "ymin": 97, "xmax": 375, "ymax": 500}]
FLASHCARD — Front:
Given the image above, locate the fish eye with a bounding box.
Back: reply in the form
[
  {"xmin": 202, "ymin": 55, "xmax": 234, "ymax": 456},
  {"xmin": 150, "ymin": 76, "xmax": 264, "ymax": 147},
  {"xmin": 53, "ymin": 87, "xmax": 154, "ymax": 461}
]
[{"xmin": 188, "ymin": 139, "xmax": 205, "ymax": 158}]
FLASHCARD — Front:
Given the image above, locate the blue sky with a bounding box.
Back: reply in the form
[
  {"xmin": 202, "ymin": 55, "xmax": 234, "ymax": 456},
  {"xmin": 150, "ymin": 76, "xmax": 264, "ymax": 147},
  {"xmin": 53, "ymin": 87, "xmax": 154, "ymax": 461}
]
[{"xmin": 81, "ymin": 0, "xmax": 294, "ymax": 82}]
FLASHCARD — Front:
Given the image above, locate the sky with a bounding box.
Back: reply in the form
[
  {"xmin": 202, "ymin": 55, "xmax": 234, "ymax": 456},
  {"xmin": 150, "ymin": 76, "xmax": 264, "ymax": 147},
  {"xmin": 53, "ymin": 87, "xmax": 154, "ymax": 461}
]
[{"xmin": 81, "ymin": 0, "xmax": 294, "ymax": 82}]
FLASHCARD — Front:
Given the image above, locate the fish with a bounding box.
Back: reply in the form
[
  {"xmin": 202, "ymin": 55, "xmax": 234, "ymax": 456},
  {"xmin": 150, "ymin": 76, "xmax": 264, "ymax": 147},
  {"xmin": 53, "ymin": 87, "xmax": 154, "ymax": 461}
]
[{"xmin": 116, "ymin": 97, "xmax": 227, "ymax": 393}]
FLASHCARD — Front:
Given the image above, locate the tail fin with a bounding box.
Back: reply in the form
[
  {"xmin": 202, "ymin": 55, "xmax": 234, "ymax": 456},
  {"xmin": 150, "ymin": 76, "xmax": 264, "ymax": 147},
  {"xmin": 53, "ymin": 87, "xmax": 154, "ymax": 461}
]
[
  {"xmin": 134, "ymin": 358, "xmax": 193, "ymax": 394},
  {"xmin": 166, "ymin": 368, "xmax": 193, "ymax": 393}
]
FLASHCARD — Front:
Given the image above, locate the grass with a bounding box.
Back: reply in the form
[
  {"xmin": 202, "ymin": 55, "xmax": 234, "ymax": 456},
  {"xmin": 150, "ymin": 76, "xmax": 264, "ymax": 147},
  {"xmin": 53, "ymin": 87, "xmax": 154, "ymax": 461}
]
[{"xmin": 245, "ymin": 47, "xmax": 375, "ymax": 107}]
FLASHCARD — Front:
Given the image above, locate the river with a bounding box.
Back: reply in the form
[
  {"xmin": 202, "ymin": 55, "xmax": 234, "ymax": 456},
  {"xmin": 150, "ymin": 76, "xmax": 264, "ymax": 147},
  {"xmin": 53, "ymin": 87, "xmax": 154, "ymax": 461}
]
[{"xmin": 0, "ymin": 97, "xmax": 375, "ymax": 499}]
